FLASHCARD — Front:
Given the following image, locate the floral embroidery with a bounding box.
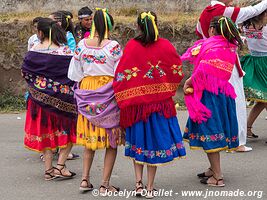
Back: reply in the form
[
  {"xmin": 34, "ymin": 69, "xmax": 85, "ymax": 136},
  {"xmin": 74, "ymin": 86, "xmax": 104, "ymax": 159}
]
[
  {"xmin": 244, "ymin": 30, "xmax": 263, "ymax": 39},
  {"xmin": 86, "ymin": 103, "xmax": 108, "ymax": 116},
  {"xmin": 187, "ymin": 133, "xmax": 238, "ymax": 143},
  {"xmin": 115, "ymin": 83, "xmax": 179, "ymax": 102},
  {"xmin": 25, "ymin": 131, "xmax": 69, "ymax": 143},
  {"xmin": 110, "ymin": 44, "xmax": 121, "ymax": 56},
  {"xmin": 74, "ymin": 46, "xmax": 82, "ymax": 55},
  {"xmin": 143, "ymin": 61, "xmax": 166, "ymax": 79},
  {"xmin": 63, "ymin": 46, "xmax": 72, "ymax": 55},
  {"xmin": 82, "ymin": 54, "xmax": 107, "ymax": 64},
  {"xmin": 82, "ymin": 135, "xmax": 107, "ymax": 143},
  {"xmin": 24, "ymin": 73, "xmax": 74, "ymax": 95},
  {"xmin": 34, "ymin": 77, "xmax": 48, "ymax": 90},
  {"xmin": 171, "ymin": 65, "xmax": 183, "ymax": 76},
  {"xmin": 115, "ymin": 67, "xmax": 140, "ymax": 82},
  {"xmin": 125, "ymin": 142, "xmax": 185, "ymax": 159},
  {"xmin": 200, "ymin": 59, "xmax": 233, "ymax": 73},
  {"xmin": 245, "ymin": 87, "xmax": 267, "ymax": 102}
]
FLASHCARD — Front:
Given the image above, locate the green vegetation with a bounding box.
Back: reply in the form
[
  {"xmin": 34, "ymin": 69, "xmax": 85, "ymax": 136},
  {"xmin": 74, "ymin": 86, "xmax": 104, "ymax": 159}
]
[{"xmin": 0, "ymin": 90, "xmax": 26, "ymax": 113}]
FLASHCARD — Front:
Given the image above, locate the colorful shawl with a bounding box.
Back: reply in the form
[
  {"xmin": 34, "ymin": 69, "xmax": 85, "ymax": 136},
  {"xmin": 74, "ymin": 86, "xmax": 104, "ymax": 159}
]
[
  {"xmin": 182, "ymin": 35, "xmax": 238, "ymax": 123},
  {"xmin": 113, "ymin": 38, "xmax": 184, "ymax": 128},
  {"xmin": 74, "ymin": 82, "xmax": 123, "ymax": 148},
  {"xmin": 22, "ymin": 51, "xmax": 76, "ymax": 122}
]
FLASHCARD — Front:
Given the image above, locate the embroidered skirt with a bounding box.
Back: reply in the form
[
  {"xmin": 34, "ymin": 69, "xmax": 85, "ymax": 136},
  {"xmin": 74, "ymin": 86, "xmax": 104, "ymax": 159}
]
[
  {"xmin": 125, "ymin": 112, "xmax": 186, "ymax": 166},
  {"xmin": 24, "ymin": 99, "xmax": 76, "ymax": 152},
  {"xmin": 241, "ymin": 54, "xmax": 267, "ymax": 102},
  {"xmin": 184, "ymin": 90, "xmax": 239, "ymax": 153},
  {"xmin": 76, "ymin": 76, "xmax": 125, "ymax": 150}
]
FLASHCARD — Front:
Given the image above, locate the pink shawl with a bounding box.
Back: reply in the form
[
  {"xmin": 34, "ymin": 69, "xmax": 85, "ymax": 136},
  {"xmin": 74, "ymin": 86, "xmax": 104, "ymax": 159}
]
[{"xmin": 182, "ymin": 35, "xmax": 238, "ymax": 123}]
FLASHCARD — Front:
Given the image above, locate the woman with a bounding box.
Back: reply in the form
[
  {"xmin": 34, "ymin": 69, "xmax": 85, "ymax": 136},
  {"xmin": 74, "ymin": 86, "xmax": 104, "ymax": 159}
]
[
  {"xmin": 68, "ymin": 9, "xmax": 124, "ymax": 195},
  {"xmin": 241, "ymin": 9, "xmax": 267, "ymax": 139},
  {"xmin": 50, "ymin": 11, "xmax": 77, "ymax": 52},
  {"xmin": 113, "ymin": 11, "xmax": 186, "ymax": 199},
  {"xmin": 182, "ymin": 16, "xmax": 242, "ymax": 187},
  {"xmin": 22, "ymin": 18, "xmax": 76, "ymax": 180}
]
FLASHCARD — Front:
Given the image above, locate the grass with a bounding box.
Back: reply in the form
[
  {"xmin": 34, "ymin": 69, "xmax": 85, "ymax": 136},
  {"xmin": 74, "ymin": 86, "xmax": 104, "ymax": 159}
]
[
  {"xmin": 0, "ymin": 9, "xmax": 199, "ymax": 25},
  {"xmin": 0, "ymin": 90, "xmax": 26, "ymax": 113}
]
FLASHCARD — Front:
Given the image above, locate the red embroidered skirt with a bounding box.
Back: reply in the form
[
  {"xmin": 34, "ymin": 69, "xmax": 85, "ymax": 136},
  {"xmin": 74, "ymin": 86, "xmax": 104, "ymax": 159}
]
[{"xmin": 24, "ymin": 99, "xmax": 76, "ymax": 152}]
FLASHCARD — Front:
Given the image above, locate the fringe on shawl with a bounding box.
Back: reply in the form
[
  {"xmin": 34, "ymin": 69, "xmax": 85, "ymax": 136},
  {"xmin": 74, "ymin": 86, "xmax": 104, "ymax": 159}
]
[
  {"xmin": 119, "ymin": 98, "xmax": 177, "ymax": 128},
  {"xmin": 185, "ymin": 69, "xmax": 237, "ymax": 124},
  {"xmin": 29, "ymin": 98, "xmax": 77, "ymax": 134}
]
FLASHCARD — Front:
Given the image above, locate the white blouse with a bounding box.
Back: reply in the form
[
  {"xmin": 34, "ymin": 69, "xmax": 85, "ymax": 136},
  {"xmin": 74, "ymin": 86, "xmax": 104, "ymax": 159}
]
[
  {"xmin": 68, "ymin": 39, "xmax": 122, "ymax": 82},
  {"xmin": 30, "ymin": 45, "xmax": 73, "ymax": 56},
  {"xmin": 244, "ymin": 26, "xmax": 267, "ymax": 53}
]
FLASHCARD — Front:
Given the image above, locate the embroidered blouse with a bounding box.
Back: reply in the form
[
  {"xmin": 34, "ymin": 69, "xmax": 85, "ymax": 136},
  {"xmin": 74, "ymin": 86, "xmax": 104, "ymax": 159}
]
[
  {"xmin": 30, "ymin": 45, "xmax": 73, "ymax": 56},
  {"xmin": 68, "ymin": 39, "xmax": 122, "ymax": 82},
  {"xmin": 243, "ymin": 26, "xmax": 267, "ymax": 53}
]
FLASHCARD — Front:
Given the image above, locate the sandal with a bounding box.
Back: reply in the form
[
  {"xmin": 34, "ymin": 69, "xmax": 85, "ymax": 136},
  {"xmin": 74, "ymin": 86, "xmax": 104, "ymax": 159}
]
[
  {"xmin": 200, "ymin": 175, "xmax": 225, "ymax": 187},
  {"xmin": 197, "ymin": 167, "xmax": 214, "ymax": 178},
  {"xmin": 247, "ymin": 127, "xmax": 259, "ymax": 138},
  {"xmin": 40, "ymin": 154, "xmax": 45, "ymax": 162},
  {"xmin": 235, "ymin": 145, "xmax": 252, "ymax": 152},
  {"xmin": 145, "ymin": 188, "xmax": 157, "ymax": 199},
  {"xmin": 99, "ymin": 185, "xmax": 120, "ymax": 196},
  {"xmin": 135, "ymin": 180, "xmax": 144, "ymax": 197},
  {"xmin": 44, "ymin": 167, "xmax": 57, "ymax": 181},
  {"xmin": 79, "ymin": 179, "xmax": 94, "ymax": 192},
  {"xmin": 53, "ymin": 164, "xmax": 76, "ymax": 180},
  {"xmin": 67, "ymin": 153, "xmax": 80, "ymax": 160}
]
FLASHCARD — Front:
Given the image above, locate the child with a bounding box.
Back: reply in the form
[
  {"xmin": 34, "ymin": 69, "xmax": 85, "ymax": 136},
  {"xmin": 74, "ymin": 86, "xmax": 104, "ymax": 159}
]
[
  {"xmin": 22, "ymin": 18, "xmax": 76, "ymax": 180},
  {"xmin": 74, "ymin": 6, "xmax": 93, "ymax": 41},
  {"xmin": 50, "ymin": 11, "xmax": 76, "ymax": 52},
  {"xmin": 182, "ymin": 16, "xmax": 243, "ymax": 187},
  {"xmin": 68, "ymin": 9, "xmax": 124, "ymax": 195},
  {"xmin": 113, "ymin": 11, "xmax": 186, "ymax": 199},
  {"xmin": 27, "ymin": 17, "xmax": 42, "ymax": 51},
  {"xmin": 241, "ymin": 9, "xmax": 267, "ymax": 138}
]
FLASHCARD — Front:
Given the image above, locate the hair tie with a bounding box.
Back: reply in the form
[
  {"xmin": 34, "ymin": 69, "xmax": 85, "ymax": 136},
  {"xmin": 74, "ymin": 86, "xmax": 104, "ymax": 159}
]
[
  {"xmin": 140, "ymin": 11, "xmax": 159, "ymax": 41},
  {"xmin": 90, "ymin": 8, "xmax": 112, "ymax": 39},
  {"xmin": 65, "ymin": 15, "xmax": 71, "ymax": 30},
  {"xmin": 218, "ymin": 17, "xmax": 240, "ymax": 39}
]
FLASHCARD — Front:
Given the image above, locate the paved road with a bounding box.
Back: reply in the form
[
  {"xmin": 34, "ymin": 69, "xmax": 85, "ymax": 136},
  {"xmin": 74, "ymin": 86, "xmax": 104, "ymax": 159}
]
[{"xmin": 0, "ymin": 110, "xmax": 266, "ymax": 200}]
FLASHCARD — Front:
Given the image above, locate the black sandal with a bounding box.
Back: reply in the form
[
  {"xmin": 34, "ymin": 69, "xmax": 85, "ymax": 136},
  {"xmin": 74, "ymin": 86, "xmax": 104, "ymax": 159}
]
[
  {"xmin": 135, "ymin": 180, "xmax": 144, "ymax": 197},
  {"xmin": 247, "ymin": 127, "xmax": 259, "ymax": 138},
  {"xmin": 197, "ymin": 167, "xmax": 214, "ymax": 178},
  {"xmin": 99, "ymin": 185, "xmax": 120, "ymax": 196},
  {"xmin": 44, "ymin": 167, "xmax": 57, "ymax": 181},
  {"xmin": 53, "ymin": 164, "xmax": 76, "ymax": 179},
  {"xmin": 79, "ymin": 179, "xmax": 94, "ymax": 192},
  {"xmin": 200, "ymin": 175, "xmax": 225, "ymax": 187}
]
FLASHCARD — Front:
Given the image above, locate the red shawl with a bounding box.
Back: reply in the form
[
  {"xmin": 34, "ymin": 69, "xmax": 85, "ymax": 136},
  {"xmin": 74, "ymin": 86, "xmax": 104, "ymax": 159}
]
[{"xmin": 113, "ymin": 38, "xmax": 184, "ymax": 128}]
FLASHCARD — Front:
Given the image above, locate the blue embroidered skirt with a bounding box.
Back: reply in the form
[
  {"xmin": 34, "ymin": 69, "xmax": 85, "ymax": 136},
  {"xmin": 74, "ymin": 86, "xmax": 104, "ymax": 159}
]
[
  {"xmin": 125, "ymin": 112, "xmax": 186, "ymax": 166},
  {"xmin": 184, "ymin": 90, "xmax": 239, "ymax": 153}
]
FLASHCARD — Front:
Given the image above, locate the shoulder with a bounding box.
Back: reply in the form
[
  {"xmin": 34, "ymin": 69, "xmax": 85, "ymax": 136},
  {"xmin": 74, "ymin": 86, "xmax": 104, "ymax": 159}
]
[
  {"xmin": 156, "ymin": 38, "xmax": 176, "ymax": 50},
  {"xmin": 106, "ymin": 40, "xmax": 122, "ymax": 58},
  {"xmin": 74, "ymin": 39, "xmax": 87, "ymax": 56}
]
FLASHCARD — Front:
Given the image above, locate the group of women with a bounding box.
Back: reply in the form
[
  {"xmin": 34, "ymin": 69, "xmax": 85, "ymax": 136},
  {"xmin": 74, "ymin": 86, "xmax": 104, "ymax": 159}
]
[{"xmin": 21, "ymin": 4, "xmax": 266, "ymax": 199}]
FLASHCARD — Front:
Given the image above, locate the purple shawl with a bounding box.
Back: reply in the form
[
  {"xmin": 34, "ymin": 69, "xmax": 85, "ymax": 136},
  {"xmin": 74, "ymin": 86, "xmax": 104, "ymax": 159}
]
[
  {"xmin": 74, "ymin": 82, "xmax": 120, "ymax": 129},
  {"xmin": 74, "ymin": 81, "xmax": 123, "ymax": 148},
  {"xmin": 22, "ymin": 51, "xmax": 77, "ymax": 118}
]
